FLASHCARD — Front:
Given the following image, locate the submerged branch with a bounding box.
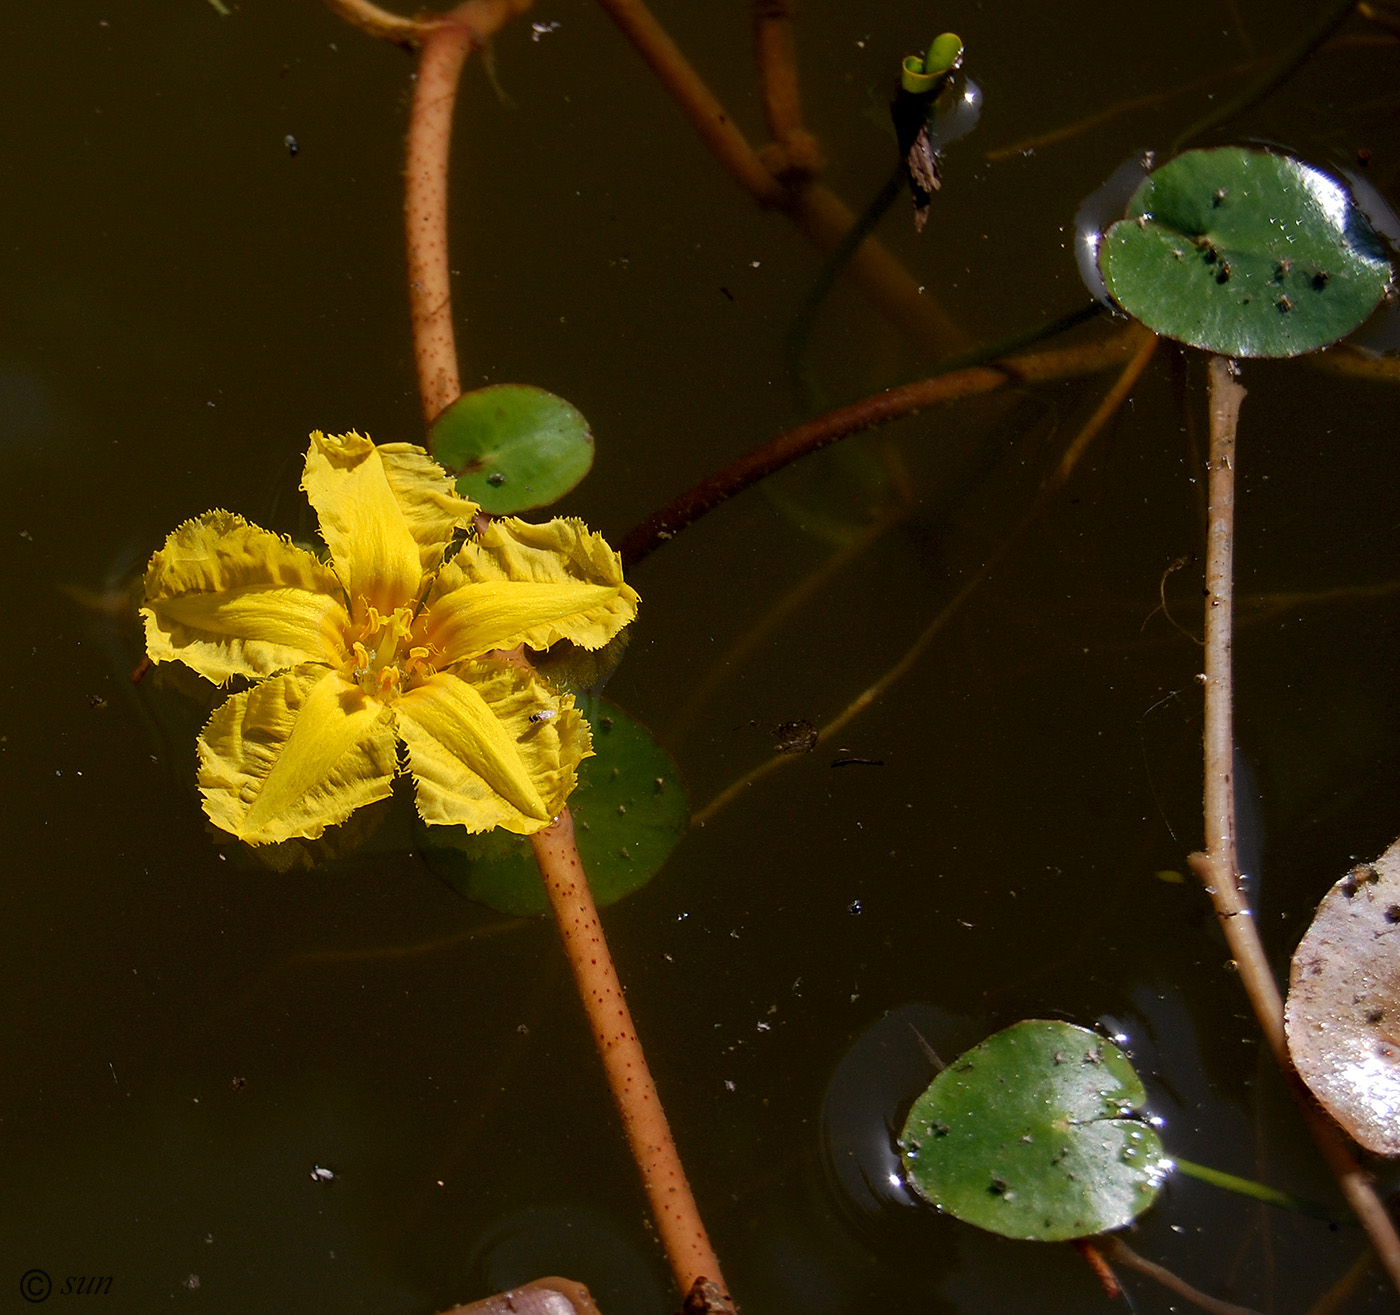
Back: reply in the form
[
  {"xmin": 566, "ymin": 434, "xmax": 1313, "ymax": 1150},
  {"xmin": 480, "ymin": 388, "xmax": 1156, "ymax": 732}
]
[
  {"xmin": 1170, "ymin": 0, "xmax": 1359, "ymax": 152},
  {"xmin": 621, "ymin": 326, "xmax": 1143, "ymax": 568},
  {"xmin": 1101, "ymin": 1236, "xmax": 1263, "ymax": 1315},
  {"xmin": 693, "ymin": 326, "xmax": 1158, "ymax": 825},
  {"xmin": 751, "ymin": 0, "xmax": 811, "ymax": 159},
  {"xmin": 594, "ymin": 0, "xmax": 966, "ymax": 362},
  {"xmin": 323, "ymin": 0, "xmax": 430, "ymax": 46}
]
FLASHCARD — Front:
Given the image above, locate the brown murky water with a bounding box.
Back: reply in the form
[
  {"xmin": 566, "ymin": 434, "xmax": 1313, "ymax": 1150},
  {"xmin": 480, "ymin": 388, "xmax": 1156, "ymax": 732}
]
[{"xmin": 2, "ymin": 2, "xmax": 1398, "ymax": 1312}]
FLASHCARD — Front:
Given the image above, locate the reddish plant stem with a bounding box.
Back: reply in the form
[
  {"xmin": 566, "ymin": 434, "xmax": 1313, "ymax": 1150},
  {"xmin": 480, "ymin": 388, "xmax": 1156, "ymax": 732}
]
[
  {"xmin": 752, "ymin": 0, "xmax": 802, "ymax": 142},
  {"xmin": 594, "ymin": 0, "xmax": 967, "ymax": 361},
  {"xmin": 530, "ymin": 814, "xmax": 731, "ymax": 1304},
  {"xmin": 403, "ymin": 0, "xmax": 534, "ymax": 427},
  {"xmin": 356, "ymin": 1, "xmax": 733, "ymax": 1300},
  {"xmin": 1189, "ymin": 356, "xmax": 1400, "ymax": 1297},
  {"xmin": 405, "ymin": 18, "xmax": 473, "ymax": 424},
  {"xmin": 323, "ymin": 0, "xmax": 427, "ymax": 46},
  {"xmin": 620, "ymin": 328, "xmax": 1145, "ymax": 568},
  {"xmin": 751, "ymin": 0, "xmax": 818, "ymax": 178},
  {"xmin": 596, "ymin": 0, "xmax": 784, "ymax": 203}
]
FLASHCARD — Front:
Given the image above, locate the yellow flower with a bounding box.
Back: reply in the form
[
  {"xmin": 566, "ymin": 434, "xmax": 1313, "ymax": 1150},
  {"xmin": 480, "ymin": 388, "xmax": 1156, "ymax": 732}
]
[{"xmin": 140, "ymin": 431, "xmax": 639, "ymax": 845}]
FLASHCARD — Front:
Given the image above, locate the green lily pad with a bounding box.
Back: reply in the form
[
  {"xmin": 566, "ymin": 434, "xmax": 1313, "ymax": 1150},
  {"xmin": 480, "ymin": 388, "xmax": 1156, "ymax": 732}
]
[
  {"xmin": 1098, "ymin": 147, "xmax": 1392, "ymax": 358},
  {"xmin": 899, "ymin": 1019, "xmax": 1170, "ymax": 1241},
  {"xmin": 429, "ymin": 384, "xmax": 594, "ymax": 513},
  {"xmin": 419, "ymin": 696, "xmax": 687, "ymax": 916}
]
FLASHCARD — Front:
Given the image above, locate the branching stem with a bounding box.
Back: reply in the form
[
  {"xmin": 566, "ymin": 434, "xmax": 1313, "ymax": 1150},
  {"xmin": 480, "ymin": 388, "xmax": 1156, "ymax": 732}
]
[{"xmin": 594, "ymin": 0, "xmax": 967, "ymax": 361}]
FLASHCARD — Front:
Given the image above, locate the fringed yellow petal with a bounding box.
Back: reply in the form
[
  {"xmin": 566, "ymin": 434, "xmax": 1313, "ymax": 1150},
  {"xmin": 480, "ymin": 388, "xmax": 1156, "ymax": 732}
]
[
  {"xmin": 396, "ymin": 663, "xmax": 590, "ymax": 835},
  {"xmin": 376, "ymin": 442, "xmax": 480, "ymax": 570},
  {"xmin": 420, "ymin": 517, "xmax": 639, "ymax": 659},
  {"xmin": 302, "ymin": 432, "xmax": 433, "ymax": 614},
  {"xmin": 197, "ymin": 665, "xmax": 399, "ymax": 844},
  {"xmin": 418, "ymin": 580, "xmax": 632, "ymax": 662},
  {"xmin": 141, "ymin": 511, "xmax": 351, "ymax": 684}
]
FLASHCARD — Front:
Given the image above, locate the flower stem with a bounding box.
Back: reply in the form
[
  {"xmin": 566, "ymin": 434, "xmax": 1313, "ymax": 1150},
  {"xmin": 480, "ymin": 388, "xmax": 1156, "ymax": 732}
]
[
  {"xmin": 405, "ymin": 18, "xmax": 472, "ymax": 425},
  {"xmin": 335, "ymin": 1, "xmax": 732, "ymax": 1299},
  {"xmin": 1189, "ymin": 355, "xmax": 1400, "ymax": 1297},
  {"xmin": 530, "ymin": 811, "xmax": 732, "ymax": 1306},
  {"xmin": 402, "ymin": 0, "xmax": 535, "ymax": 426}
]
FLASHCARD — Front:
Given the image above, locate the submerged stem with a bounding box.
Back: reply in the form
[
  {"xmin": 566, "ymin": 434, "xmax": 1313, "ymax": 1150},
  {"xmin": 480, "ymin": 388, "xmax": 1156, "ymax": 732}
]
[
  {"xmin": 693, "ymin": 326, "xmax": 1158, "ymax": 825},
  {"xmin": 531, "ymin": 813, "xmax": 731, "ymax": 1305},
  {"xmin": 1190, "ymin": 354, "xmax": 1400, "ymax": 1297},
  {"xmin": 621, "ymin": 326, "xmax": 1144, "ymax": 569},
  {"xmin": 594, "ymin": 0, "xmax": 967, "ymax": 362},
  {"xmin": 334, "ymin": 0, "xmax": 732, "ymax": 1298},
  {"xmin": 323, "ymin": 0, "xmax": 429, "ymax": 46},
  {"xmin": 405, "ymin": 19, "xmax": 472, "ymax": 424}
]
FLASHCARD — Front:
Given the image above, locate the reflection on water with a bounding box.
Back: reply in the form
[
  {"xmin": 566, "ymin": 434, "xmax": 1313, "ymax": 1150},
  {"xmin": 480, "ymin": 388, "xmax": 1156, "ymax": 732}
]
[
  {"xmin": 1073, "ymin": 154, "xmax": 1153, "ymax": 305},
  {"xmin": 820, "ymin": 1002, "xmax": 976, "ymax": 1232}
]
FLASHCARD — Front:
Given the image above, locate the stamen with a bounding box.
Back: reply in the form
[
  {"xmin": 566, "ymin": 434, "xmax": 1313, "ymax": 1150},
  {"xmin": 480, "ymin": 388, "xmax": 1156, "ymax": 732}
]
[{"xmin": 346, "ymin": 604, "xmax": 437, "ymax": 700}]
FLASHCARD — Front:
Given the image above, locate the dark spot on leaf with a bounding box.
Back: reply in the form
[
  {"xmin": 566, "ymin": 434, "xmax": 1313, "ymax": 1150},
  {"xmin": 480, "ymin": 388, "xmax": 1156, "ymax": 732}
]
[
  {"xmin": 1386, "ymin": 905, "xmax": 1400, "ymax": 924},
  {"xmin": 487, "ymin": 472, "xmax": 507, "ymax": 486},
  {"xmin": 1311, "ymin": 271, "xmax": 1331, "ymax": 291}
]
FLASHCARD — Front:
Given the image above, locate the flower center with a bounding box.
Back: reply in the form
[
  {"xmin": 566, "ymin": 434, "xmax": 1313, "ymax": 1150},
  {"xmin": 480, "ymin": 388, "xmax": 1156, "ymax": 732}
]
[{"xmin": 346, "ymin": 604, "xmax": 433, "ymax": 702}]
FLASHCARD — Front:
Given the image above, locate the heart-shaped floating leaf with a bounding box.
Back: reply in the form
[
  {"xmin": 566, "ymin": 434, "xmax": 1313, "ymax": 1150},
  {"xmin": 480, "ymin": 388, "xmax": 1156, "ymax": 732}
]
[
  {"xmin": 419, "ymin": 696, "xmax": 687, "ymax": 916},
  {"xmin": 899, "ymin": 1019, "xmax": 1170, "ymax": 1241},
  {"xmin": 1098, "ymin": 147, "xmax": 1392, "ymax": 358},
  {"xmin": 1285, "ymin": 835, "xmax": 1400, "ymax": 1156},
  {"xmin": 429, "ymin": 384, "xmax": 594, "ymax": 513}
]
